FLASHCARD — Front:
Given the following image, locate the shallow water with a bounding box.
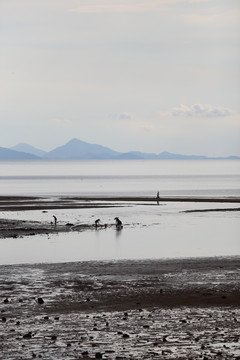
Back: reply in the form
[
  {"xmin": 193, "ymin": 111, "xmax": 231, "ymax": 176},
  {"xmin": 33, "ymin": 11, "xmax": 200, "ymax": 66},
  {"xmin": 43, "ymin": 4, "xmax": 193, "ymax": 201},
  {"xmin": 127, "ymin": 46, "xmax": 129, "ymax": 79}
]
[
  {"xmin": 0, "ymin": 160, "xmax": 239, "ymax": 265},
  {"xmin": 0, "ymin": 202, "xmax": 239, "ymax": 265},
  {"xmin": 0, "ymin": 159, "xmax": 240, "ymax": 197}
]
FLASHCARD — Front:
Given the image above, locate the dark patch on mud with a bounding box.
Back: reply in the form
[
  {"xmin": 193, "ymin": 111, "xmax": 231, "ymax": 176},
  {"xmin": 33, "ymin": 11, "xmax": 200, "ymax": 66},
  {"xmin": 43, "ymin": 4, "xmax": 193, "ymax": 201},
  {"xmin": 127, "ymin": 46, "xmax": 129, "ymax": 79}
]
[{"xmin": 0, "ymin": 258, "xmax": 240, "ymax": 359}]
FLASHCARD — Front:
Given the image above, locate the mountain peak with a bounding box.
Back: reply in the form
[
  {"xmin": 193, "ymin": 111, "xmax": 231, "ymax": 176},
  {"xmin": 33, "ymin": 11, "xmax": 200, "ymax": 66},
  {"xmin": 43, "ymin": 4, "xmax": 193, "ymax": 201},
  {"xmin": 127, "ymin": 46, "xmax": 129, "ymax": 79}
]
[{"xmin": 11, "ymin": 143, "xmax": 46, "ymax": 157}]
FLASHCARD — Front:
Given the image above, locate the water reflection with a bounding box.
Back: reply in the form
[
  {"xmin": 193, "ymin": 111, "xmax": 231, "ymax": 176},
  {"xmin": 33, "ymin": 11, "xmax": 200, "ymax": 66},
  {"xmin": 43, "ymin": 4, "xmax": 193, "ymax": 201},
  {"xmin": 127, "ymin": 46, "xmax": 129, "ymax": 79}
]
[{"xmin": 115, "ymin": 227, "xmax": 123, "ymax": 238}]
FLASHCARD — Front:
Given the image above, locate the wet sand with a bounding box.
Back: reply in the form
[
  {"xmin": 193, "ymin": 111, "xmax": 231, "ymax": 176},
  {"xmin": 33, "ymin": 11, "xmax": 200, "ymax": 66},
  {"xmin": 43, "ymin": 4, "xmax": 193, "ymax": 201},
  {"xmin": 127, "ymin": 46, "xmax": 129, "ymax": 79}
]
[
  {"xmin": 1, "ymin": 196, "xmax": 240, "ymax": 358},
  {"xmin": 1, "ymin": 258, "xmax": 240, "ymax": 359},
  {"xmin": 1, "ymin": 195, "xmax": 240, "ymax": 212}
]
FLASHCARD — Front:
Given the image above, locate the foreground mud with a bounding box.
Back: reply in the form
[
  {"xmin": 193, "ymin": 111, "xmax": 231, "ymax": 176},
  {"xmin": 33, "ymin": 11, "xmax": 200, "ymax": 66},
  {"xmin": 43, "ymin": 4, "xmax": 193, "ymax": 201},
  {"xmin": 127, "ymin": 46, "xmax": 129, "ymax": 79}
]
[{"xmin": 1, "ymin": 258, "xmax": 240, "ymax": 359}]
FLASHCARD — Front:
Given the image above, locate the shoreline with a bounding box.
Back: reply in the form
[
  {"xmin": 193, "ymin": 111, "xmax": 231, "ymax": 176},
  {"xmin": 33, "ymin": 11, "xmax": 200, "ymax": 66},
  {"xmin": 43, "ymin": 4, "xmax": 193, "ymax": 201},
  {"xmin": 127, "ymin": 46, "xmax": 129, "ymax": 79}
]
[{"xmin": 0, "ymin": 194, "xmax": 240, "ymax": 212}]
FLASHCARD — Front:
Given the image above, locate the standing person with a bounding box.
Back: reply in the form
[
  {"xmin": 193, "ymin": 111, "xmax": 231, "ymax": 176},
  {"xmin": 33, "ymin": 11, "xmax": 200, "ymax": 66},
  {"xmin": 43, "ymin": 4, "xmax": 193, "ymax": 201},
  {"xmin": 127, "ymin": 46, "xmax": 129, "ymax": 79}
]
[{"xmin": 53, "ymin": 215, "xmax": 57, "ymax": 226}]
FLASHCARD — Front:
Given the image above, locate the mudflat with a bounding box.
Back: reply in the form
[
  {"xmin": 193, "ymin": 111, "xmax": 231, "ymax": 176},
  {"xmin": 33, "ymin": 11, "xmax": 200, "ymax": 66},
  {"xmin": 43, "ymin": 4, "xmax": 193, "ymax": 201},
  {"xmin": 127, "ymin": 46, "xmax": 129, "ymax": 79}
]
[
  {"xmin": 1, "ymin": 258, "xmax": 240, "ymax": 359},
  {"xmin": 1, "ymin": 195, "xmax": 240, "ymax": 358}
]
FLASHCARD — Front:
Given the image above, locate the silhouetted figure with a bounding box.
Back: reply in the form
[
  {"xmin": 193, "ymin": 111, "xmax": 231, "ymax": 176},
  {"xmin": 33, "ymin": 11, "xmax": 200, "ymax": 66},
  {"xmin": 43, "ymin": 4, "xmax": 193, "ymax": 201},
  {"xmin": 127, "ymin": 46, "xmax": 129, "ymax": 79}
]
[
  {"xmin": 156, "ymin": 191, "xmax": 160, "ymax": 205},
  {"xmin": 53, "ymin": 215, "xmax": 57, "ymax": 226},
  {"xmin": 114, "ymin": 217, "xmax": 122, "ymax": 229},
  {"xmin": 95, "ymin": 219, "xmax": 101, "ymax": 227}
]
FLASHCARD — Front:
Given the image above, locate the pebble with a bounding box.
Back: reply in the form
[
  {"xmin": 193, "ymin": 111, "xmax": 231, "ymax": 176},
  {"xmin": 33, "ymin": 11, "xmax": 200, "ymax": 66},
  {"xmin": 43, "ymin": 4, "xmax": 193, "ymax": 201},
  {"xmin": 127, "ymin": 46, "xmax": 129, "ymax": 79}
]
[{"xmin": 95, "ymin": 352, "xmax": 102, "ymax": 359}]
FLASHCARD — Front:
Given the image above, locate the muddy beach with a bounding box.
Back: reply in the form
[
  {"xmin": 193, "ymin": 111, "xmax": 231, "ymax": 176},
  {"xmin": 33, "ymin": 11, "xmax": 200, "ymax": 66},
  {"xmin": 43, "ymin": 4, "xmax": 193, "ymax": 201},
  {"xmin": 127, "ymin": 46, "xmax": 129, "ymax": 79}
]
[
  {"xmin": 1, "ymin": 258, "xmax": 240, "ymax": 359},
  {"xmin": 0, "ymin": 195, "xmax": 240, "ymax": 359}
]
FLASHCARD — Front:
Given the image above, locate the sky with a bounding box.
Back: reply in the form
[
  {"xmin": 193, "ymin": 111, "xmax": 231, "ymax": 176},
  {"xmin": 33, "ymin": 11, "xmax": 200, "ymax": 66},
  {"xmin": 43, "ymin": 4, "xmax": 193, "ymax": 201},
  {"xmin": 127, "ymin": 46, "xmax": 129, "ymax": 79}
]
[{"xmin": 0, "ymin": 0, "xmax": 239, "ymax": 156}]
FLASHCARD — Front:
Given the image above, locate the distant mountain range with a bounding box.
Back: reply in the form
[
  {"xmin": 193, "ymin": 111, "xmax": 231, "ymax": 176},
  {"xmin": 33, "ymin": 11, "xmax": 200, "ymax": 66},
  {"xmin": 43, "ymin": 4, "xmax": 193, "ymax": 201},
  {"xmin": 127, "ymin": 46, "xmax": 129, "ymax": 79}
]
[{"xmin": 0, "ymin": 138, "xmax": 239, "ymax": 160}]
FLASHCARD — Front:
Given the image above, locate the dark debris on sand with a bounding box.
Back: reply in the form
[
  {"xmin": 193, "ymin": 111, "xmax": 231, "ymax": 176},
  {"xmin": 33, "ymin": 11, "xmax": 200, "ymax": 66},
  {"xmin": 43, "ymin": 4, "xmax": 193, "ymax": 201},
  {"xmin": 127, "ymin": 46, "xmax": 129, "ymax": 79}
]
[{"xmin": 0, "ymin": 258, "xmax": 240, "ymax": 359}]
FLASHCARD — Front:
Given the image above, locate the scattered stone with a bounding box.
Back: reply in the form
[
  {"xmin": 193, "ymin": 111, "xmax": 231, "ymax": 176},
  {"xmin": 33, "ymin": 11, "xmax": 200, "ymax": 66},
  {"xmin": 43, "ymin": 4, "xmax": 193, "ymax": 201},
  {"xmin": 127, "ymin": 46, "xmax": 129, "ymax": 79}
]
[
  {"xmin": 2, "ymin": 317, "xmax": 7, "ymax": 322},
  {"xmin": 3, "ymin": 298, "xmax": 9, "ymax": 304},
  {"xmin": 51, "ymin": 335, "xmax": 57, "ymax": 341},
  {"xmin": 23, "ymin": 332, "xmax": 32, "ymax": 339},
  {"xmin": 16, "ymin": 321, "xmax": 20, "ymax": 325},
  {"xmin": 54, "ymin": 316, "xmax": 59, "ymax": 320},
  {"xmin": 95, "ymin": 352, "xmax": 102, "ymax": 359},
  {"xmin": 67, "ymin": 343, "xmax": 71, "ymax": 347},
  {"xmin": 37, "ymin": 297, "xmax": 44, "ymax": 305},
  {"xmin": 122, "ymin": 333, "xmax": 130, "ymax": 339},
  {"xmin": 44, "ymin": 316, "xmax": 49, "ymax": 320}
]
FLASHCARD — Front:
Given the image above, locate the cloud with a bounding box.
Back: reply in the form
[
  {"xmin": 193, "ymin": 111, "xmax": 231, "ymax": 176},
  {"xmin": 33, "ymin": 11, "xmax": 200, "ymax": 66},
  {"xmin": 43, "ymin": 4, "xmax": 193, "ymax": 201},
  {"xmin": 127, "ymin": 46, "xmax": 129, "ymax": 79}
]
[
  {"xmin": 119, "ymin": 113, "xmax": 133, "ymax": 121},
  {"xmin": 68, "ymin": 4, "xmax": 149, "ymax": 14},
  {"xmin": 68, "ymin": 0, "xmax": 212, "ymax": 14},
  {"xmin": 49, "ymin": 118, "xmax": 72, "ymax": 126},
  {"xmin": 169, "ymin": 104, "xmax": 233, "ymax": 118},
  {"xmin": 109, "ymin": 113, "xmax": 133, "ymax": 121}
]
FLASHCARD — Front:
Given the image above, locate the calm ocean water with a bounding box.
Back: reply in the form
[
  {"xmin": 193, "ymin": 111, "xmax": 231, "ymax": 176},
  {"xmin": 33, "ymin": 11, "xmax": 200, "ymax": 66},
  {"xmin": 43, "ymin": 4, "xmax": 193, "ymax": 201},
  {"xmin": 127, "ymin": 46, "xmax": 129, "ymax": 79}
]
[
  {"xmin": 0, "ymin": 159, "xmax": 240, "ymax": 197},
  {"xmin": 0, "ymin": 160, "xmax": 239, "ymax": 264}
]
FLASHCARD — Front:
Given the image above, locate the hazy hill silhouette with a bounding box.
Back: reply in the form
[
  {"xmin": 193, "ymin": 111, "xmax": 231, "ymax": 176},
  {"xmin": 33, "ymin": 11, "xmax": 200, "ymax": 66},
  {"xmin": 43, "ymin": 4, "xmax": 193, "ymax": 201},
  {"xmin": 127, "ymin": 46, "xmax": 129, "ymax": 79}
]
[
  {"xmin": 0, "ymin": 147, "xmax": 39, "ymax": 160},
  {"xmin": 11, "ymin": 143, "xmax": 47, "ymax": 157},
  {"xmin": 1, "ymin": 138, "xmax": 239, "ymax": 160},
  {"xmin": 44, "ymin": 138, "xmax": 120, "ymax": 159}
]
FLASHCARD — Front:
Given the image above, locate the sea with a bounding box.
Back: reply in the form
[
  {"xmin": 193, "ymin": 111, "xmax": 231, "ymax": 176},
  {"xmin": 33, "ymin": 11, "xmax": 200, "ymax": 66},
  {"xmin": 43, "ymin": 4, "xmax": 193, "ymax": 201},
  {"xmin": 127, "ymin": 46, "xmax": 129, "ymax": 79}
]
[{"xmin": 0, "ymin": 159, "xmax": 240, "ymax": 265}]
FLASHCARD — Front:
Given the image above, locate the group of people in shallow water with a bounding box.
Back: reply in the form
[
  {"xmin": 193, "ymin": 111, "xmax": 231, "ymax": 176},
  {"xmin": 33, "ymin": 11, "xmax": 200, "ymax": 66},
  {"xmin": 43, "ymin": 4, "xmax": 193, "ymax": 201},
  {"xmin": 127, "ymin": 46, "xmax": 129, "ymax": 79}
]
[
  {"xmin": 52, "ymin": 215, "xmax": 123, "ymax": 229},
  {"xmin": 95, "ymin": 217, "xmax": 123, "ymax": 229}
]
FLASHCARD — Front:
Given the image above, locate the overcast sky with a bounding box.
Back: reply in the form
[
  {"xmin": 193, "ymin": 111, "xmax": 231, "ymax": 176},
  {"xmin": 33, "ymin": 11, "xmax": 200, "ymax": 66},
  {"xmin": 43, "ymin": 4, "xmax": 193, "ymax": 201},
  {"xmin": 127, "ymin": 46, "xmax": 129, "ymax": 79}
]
[{"xmin": 0, "ymin": 0, "xmax": 239, "ymax": 156}]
